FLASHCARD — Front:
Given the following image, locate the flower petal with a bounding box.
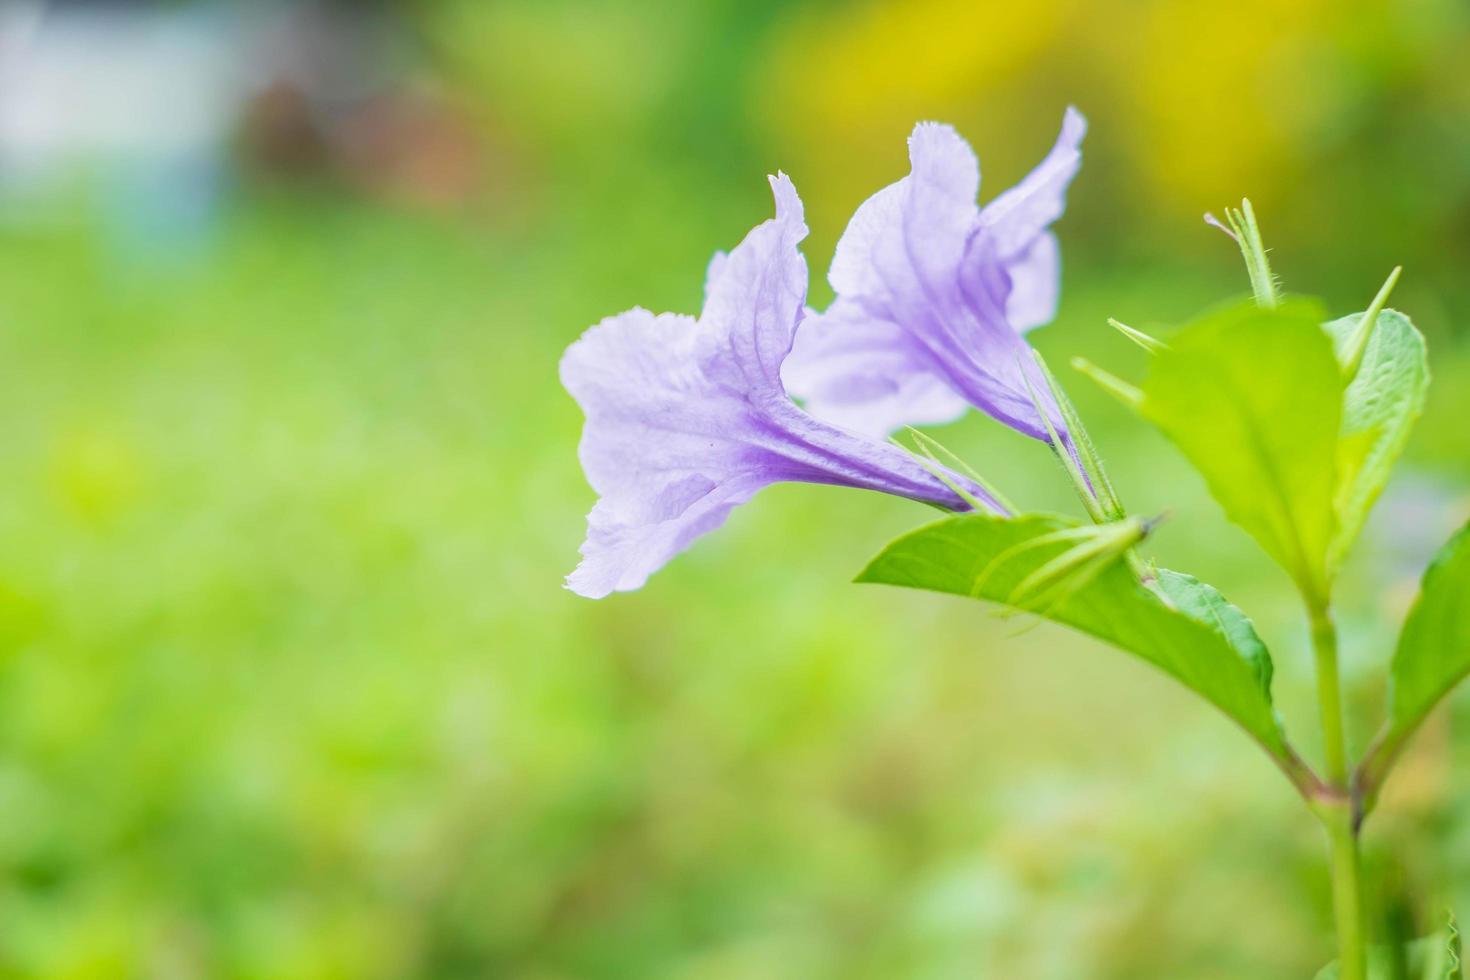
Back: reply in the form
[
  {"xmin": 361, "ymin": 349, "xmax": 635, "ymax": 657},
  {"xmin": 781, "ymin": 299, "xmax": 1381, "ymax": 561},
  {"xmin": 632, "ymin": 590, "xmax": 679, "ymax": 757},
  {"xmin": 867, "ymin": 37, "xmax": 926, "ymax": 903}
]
[
  {"xmin": 562, "ymin": 308, "xmax": 747, "ymax": 503},
  {"xmin": 1004, "ymin": 231, "xmax": 1060, "ymax": 333},
  {"xmin": 800, "ymin": 121, "xmax": 1062, "ymax": 440},
  {"xmin": 829, "ymin": 122, "xmax": 978, "ymax": 302},
  {"xmin": 703, "ymin": 250, "xmax": 728, "ymax": 302},
  {"xmin": 566, "ymin": 479, "xmax": 763, "ymax": 598},
  {"xmin": 698, "ymin": 172, "xmax": 808, "ymax": 395},
  {"xmin": 564, "ymin": 176, "xmax": 995, "ymax": 598},
  {"xmin": 783, "ymin": 298, "xmax": 969, "ymax": 438},
  {"xmin": 561, "ymin": 307, "xmax": 762, "ymax": 598},
  {"xmin": 978, "ymin": 106, "xmax": 1086, "ymax": 261}
]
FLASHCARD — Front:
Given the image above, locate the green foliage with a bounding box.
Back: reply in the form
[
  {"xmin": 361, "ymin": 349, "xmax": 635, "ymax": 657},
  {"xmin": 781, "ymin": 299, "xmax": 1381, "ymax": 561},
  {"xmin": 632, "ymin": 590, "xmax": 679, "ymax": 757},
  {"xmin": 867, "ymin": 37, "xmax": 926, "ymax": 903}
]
[
  {"xmin": 1098, "ymin": 295, "xmax": 1428, "ymax": 602},
  {"xmin": 1314, "ymin": 913, "xmax": 1462, "ymax": 979},
  {"xmin": 856, "ymin": 513, "xmax": 1290, "ymax": 761},
  {"xmin": 1133, "ymin": 298, "xmax": 1342, "ymax": 607},
  {"xmin": 1153, "ymin": 566, "xmax": 1273, "ymax": 693},
  {"xmin": 1322, "ymin": 309, "xmax": 1430, "ymax": 569},
  {"xmin": 0, "ymin": 1, "xmax": 1466, "ymax": 974},
  {"xmin": 1447, "ymin": 914, "xmax": 1464, "ymax": 980},
  {"xmin": 1363, "ymin": 523, "xmax": 1470, "ymax": 792}
]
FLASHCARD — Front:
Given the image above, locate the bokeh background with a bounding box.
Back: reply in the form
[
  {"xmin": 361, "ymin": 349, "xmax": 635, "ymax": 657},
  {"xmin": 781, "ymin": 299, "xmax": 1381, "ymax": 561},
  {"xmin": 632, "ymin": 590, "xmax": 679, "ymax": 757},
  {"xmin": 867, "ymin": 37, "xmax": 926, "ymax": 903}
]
[{"xmin": 1, "ymin": 0, "xmax": 1469, "ymax": 977}]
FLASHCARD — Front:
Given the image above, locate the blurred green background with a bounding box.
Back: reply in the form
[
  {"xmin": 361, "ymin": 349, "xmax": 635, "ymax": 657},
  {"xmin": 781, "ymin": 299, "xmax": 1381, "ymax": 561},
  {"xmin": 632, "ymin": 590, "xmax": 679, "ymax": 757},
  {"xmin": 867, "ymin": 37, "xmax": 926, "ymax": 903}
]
[{"xmin": 1, "ymin": 0, "xmax": 1469, "ymax": 976}]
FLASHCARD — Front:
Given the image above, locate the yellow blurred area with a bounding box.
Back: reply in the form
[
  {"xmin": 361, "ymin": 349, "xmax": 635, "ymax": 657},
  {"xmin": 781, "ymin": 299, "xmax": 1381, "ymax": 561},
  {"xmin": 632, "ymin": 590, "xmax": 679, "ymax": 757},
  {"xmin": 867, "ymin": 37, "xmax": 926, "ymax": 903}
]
[
  {"xmin": 758, "ymin": 0, "xmax": 1464, "ymax": 233},
  {"xmin": 758, "ymin": 0, "xmax": 1075, "ymax": 232}
]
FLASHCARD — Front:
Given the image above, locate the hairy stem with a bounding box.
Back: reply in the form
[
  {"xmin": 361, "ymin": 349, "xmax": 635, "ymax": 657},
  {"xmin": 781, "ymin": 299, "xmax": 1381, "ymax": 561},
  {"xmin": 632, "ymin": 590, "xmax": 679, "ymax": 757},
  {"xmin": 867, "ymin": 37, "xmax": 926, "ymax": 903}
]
[{"xmin": 1235, "ymin": 200, "xmax": 1279, "ymax": 309}]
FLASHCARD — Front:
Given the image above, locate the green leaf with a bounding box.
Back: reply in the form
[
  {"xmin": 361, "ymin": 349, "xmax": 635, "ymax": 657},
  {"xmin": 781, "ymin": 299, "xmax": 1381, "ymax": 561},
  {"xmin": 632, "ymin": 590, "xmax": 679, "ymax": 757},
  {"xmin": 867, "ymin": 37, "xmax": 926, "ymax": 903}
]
[
  {"xmin": 857, "ymin": 513, "xmax": 1289, "ymax": 760},
  {"xmin": 1154, "ymin": 567, "xmax": 1273, "ymax": 693},
  {"xmin": 1363, "ymin": 523, "xmax": 1470, "ymax": 792},
  {"xmin": 1322, "ymin": 309, "xmax": 1429, "ymax": 568},
  {"xmin": 1439, "ymin": 913, "xmax": 1463, "ymax": 980},
  {"xmin": 1136, "ymin": 298, "xmax": 1341, "ymax": 606},
  {"xmin": 1314, "ymin": 914, "xmax": 1461, "ymax": 979}
]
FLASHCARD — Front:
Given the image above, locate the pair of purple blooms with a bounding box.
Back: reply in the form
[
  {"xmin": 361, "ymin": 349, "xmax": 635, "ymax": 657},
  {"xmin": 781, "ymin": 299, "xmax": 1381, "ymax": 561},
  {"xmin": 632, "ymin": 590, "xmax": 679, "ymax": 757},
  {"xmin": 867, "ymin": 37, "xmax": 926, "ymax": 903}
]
[{"xmin": 563, "ymin": 109, "xmax": 1087, "ymax": 598}]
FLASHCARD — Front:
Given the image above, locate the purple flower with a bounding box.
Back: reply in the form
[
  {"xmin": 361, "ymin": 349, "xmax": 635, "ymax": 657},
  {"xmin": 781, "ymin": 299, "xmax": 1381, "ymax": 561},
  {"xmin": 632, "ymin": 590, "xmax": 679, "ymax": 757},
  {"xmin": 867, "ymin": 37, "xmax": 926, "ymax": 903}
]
[
  {"xmin": 562, "ymin": 174, "xmax": 1000, "ymax": 598},
  {"xmin": 782, "ymin": 108, "xmax": 1086, "ymax": 442}
]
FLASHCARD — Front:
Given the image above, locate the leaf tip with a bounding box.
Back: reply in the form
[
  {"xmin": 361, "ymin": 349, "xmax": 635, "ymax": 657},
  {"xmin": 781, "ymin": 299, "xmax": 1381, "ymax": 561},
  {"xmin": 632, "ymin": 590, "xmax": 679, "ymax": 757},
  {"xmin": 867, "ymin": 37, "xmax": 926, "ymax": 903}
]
[
  {"xmin": 1108, "ymin": 318, "xmax": 1169, "ymax": 354},
  {"xmin": 1071, "ymin": 356, "xmax": 1144, "ymax": 409}
]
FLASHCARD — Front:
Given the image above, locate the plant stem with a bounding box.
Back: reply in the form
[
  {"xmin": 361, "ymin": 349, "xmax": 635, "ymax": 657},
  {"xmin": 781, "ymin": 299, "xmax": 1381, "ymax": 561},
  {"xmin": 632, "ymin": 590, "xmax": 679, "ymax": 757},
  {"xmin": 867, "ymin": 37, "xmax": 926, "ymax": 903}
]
[
  {"xmin": 1311, "ymin": 607, "xmax": 1348, "ymax": 786},
  {"xmin": 1235, "ymin": 199, "xmax": 1279, "ymax": 309},
  {"xmin": 1325, "ymin": 810, "xmax": 1368, "ymax": 980},
  {"xmin": 1309, "ymin": 605, "xmax": 1366, "ymax": 979}
]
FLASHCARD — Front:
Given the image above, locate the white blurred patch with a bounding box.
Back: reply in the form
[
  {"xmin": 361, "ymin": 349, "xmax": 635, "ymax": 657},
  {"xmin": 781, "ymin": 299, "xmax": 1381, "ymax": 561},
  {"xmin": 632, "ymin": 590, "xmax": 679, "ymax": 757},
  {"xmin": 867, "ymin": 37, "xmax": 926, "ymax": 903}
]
[{"xmin": 0, "ymin": 4, "xmax": 244, "ymax": 183}]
